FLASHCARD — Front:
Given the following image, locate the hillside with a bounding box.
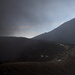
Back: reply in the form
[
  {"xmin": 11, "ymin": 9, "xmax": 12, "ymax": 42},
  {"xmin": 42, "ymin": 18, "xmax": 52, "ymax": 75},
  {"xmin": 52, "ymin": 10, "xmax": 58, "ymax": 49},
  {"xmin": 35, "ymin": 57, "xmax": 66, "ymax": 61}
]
[
  {"xmin": 0, "ymin": 36, "xmax": 65, "ymax": 62},
  {"xmin": 33, "ymin": 18, "xmax": 75, "ymax": 45},
  {"xmin": 0, "ymin": 45, "xmax": 75, "ymax": 75},
  {"xmin": 0, "ymin": 37, "xmax": 75, "ymax": 75}
]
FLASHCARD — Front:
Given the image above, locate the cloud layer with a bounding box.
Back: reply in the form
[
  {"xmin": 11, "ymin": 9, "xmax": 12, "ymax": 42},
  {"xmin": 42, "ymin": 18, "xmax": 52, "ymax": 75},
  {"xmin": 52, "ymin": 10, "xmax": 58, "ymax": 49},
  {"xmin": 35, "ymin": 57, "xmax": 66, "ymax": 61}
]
[{"xmin": 1, "ymin": 0, "xmax": 75, "ymax": 38}]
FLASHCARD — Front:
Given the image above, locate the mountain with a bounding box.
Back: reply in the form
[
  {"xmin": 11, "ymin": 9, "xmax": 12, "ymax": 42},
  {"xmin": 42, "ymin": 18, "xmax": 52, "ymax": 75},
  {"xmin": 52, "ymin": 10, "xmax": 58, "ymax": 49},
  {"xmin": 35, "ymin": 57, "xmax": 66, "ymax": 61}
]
[
  {"xmin": 33, "ymin": 18, "xmax": 75, "ymax": 45},
  {"xmin": 18, "ymin": 40, "xmax": 65, "ymax": 62},
  {"xmin": 0, "ymin": 36, "xmax": 30, "ymax": 62},
  {"xmin": 0, "ymin": 36, "xmax": 65, "ymax": 62}
]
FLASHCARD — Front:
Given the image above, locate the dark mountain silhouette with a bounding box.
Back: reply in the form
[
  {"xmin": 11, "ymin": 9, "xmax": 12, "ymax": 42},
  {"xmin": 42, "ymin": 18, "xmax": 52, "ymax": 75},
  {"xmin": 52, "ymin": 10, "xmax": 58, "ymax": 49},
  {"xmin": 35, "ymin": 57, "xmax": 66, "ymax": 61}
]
[
  {"xmin": 33, "ymin": 18, "xmax": 75, "ymax": 45},
  {"xmin": 0, "ymin": 36, "xmax": 65, "ymax": 62},
  {"xmin": 0, "ymin": 36, "xmax": 30, "ymax": 62}
]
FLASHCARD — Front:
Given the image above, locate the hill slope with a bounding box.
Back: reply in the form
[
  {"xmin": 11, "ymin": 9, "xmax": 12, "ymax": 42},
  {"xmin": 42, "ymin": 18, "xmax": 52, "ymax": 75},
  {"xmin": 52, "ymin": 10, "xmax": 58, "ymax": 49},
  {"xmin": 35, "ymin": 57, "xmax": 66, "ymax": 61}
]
[
  {"xmin": 0, "ymin": 36, "xmax": 65, "ymax": 62},
  {"xmin": 0, "ymin": 45, "xmax": 75, "ymax": 75},
  {"xmin": 33, "ymin": 18, "xmax": 75, "ymax": 45}
]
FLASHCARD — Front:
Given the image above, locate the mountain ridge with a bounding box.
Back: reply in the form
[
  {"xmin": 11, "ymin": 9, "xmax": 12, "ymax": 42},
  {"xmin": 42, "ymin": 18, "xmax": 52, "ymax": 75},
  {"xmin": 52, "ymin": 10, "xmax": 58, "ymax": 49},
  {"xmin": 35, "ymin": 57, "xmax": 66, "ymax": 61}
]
[{"xmin": 33, "ymin": 18, "xmax": 75, "ymax": 45}]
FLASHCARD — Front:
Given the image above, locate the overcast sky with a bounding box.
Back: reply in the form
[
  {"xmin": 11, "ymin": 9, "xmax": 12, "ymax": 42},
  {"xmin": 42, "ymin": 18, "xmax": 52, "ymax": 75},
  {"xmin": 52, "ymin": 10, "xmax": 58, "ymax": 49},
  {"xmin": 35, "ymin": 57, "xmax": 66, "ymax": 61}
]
[{"xmin": 0, "ymin": 0, "xmax": 75, "ymax": 38}]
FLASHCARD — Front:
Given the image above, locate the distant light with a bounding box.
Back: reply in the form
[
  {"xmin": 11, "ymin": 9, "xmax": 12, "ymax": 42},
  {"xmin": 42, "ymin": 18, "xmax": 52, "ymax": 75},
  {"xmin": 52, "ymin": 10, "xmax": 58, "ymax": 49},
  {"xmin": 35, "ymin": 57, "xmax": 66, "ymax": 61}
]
[
  {"xmin": 60, "ymin": 44, "xmax": 64, "ymax": 46},
  {"xmin": 58, "ymin": 59, "xmax": 61, "ymax": 61},
  {"xmin": 41, "ymin": 55, "xmax": 44, "ymax": 57}
]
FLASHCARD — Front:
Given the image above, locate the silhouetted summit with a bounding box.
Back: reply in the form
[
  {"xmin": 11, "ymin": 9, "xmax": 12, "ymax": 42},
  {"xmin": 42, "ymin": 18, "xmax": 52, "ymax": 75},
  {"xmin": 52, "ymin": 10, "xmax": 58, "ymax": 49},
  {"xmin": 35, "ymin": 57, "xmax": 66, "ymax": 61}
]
[{"xmin": 33, "ymin": 18, "xmax": 75, "ymax": 45}]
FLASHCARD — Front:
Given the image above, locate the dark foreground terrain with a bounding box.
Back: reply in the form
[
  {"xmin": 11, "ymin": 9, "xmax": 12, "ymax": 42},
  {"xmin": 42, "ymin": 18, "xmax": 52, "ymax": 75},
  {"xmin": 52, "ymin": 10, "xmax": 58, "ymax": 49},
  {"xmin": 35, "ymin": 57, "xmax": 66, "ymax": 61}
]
[
  {"xmin": 0, "ymin": 37, "xmax": 75, "ymax": 75},
  {"xmin": 0, "ymin": 46, "xmax": 75, "ymax": 75},
  {"xmin": 0, "ymin": 58, "xmax": 75, "ymax": 75},
  {"xmin": 0, "ymin": 62, "xmax": 68, "ymax": 75}
]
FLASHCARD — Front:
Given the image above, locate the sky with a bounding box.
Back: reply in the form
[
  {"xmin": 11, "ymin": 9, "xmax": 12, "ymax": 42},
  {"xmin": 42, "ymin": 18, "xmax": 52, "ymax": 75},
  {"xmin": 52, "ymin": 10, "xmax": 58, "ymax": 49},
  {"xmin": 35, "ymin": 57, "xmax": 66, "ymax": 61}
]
[{"xmin": 0, "ymin": 0, "xmax": 75, "ymax": 38}]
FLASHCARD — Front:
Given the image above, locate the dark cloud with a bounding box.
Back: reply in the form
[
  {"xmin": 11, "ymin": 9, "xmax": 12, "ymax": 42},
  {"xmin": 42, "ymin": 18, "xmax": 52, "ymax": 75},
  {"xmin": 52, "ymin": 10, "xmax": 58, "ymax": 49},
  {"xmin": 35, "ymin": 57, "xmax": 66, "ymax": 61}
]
[{"xmin": 0, "ymin": 0, "xmax": 75, "ymax": 38}]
